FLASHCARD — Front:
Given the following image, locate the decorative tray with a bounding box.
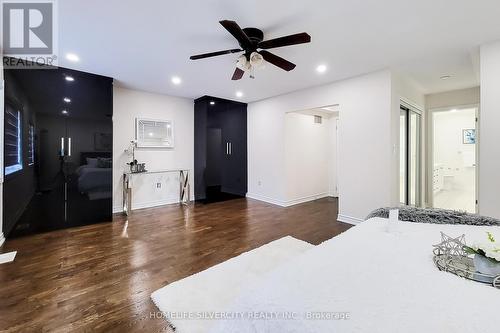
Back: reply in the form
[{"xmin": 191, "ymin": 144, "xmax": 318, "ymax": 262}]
[
  {"xmin": 433, "ymin": 232, "xmax": 500, "ymax": 289},
  {"xmin": 433, "ymin": 254, "xmax": 500, "ymax": 288}
]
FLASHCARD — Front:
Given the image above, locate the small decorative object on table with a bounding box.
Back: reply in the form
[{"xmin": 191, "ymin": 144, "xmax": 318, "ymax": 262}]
[
  {"xmin": 128, "ymin": 160, "xmax": 147, "ymax": 173},
  {"xmin": 433, "ymin": 232, "xmax": 500, "ymax": 289},
  {"xmin": 125, "ymin": 140, "xmax": 147, "ymax": 173}
]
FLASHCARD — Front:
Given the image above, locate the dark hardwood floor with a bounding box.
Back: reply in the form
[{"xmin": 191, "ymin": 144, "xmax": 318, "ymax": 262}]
[{"xmin": 0, "ymin": 197, "xmax": 350, "ymax": 332}]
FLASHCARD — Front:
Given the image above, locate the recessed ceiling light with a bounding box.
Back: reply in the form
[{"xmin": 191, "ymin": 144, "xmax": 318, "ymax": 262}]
[
  {"xmin": 235, "ymin": 91, "xmax": 243, "ymax": 98},
  {"xmin": 210, "ymin": 101, "xmax": 215, "ymax": 105},
  {"xmin": 63, "ymin": 97, "xmax": 71, "ymax": 103},
  {"xmin": 450, "ymin": 109, "xmax": 458, "ymax": 113},
  {"xmin": 316, "ymin": 64, "xmax": 327, "ymax": 74},
  {"xmin": 65, "ymin": 76, "xmax": 74, "ymax": 82},
  {"xmin": 171, "ymin": 76, "xmax": 182, "ymax": 85},
  {"xmin": 61, "ymin": 110, "xmax": 68, "ymax": 115},
  {"xmin": 66, "ymin": 53, "xmax": 80, "ymax": 62},
  {"xmin": 440, "ymin": 75, "xmax": 451, "ymax": 80}
]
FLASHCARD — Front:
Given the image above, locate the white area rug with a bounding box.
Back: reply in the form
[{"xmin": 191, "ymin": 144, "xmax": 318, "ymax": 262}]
[{"xmin": 151, "ymin": 236, "xmax": 313, "ymax": 332}]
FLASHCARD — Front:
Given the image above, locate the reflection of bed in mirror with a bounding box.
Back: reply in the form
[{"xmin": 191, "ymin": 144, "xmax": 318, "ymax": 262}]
[{"xmin": 76, "ymin": 152, "xmax": 112, "ymax": 200}]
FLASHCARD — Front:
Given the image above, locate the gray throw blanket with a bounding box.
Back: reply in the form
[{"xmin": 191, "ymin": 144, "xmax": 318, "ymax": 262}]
[{"xmin": 367, "ymin": 206, "xmax": 500, "ymax": 226}]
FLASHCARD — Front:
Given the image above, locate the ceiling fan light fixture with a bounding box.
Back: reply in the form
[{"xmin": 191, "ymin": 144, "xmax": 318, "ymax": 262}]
[
  {"xmin": 249, "ymin": 52, "xmax": 264, "ymax": 68},
  {"xmin": 236, "ymin": 55, "xmax": 250, "ymax": 71}
]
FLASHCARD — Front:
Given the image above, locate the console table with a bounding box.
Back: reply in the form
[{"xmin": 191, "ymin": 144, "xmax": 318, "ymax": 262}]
[{"xmin": 122, "ymin": 169, "xmax": 190, "ymax": 216}]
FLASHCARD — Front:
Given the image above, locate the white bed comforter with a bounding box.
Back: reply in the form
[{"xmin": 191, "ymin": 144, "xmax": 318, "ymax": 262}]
[{"xmin": 209, "ymin": 218, "xmax": 500, "ymax": 333}]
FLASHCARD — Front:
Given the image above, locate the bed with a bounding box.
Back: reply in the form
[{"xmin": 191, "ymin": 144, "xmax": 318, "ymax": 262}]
[
  {"xmin": 76, "ymin": 152, "xmax": 112, "ymax": 200},
  {"xmin": 206, "ymin": 217, "xmax": 500, "ymax": 332}
]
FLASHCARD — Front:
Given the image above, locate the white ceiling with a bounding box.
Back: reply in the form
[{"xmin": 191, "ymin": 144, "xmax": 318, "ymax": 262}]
[{"xmin": 58, "ymin": 0, "xmax": 500, "ymax": 102}]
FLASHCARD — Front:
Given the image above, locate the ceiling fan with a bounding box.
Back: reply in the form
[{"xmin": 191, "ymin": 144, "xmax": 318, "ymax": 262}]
[{"xmin": 190, "ymin": 20, "xmax": 311, "ymax": 80}]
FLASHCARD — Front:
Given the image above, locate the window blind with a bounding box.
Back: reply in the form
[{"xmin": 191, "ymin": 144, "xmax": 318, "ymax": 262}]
[
  {"xmin": 28, "ymin": 124, "xmax": 34, "ymax": 165},
  {"xmin": 5, "ymin": 103, "xmax": 22, "ymax": 175}
]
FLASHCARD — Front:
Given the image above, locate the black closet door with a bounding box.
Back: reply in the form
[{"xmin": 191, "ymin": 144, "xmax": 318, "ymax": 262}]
[
  {"xmin": 221, "ymin": 103, "xmax": 247, "ymax": 196},
  {"xmin": 31, "ymin": 113, "xmax": 67, "ymax": 225},
  {"xmin": 65, "ymin": 79, "xmax": 113, "ymax": 226}
]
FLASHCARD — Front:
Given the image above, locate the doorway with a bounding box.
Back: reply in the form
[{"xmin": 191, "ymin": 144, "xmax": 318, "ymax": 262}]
[
  {"xmin": 431, "ymin": 107, "xmax": 477, "ymax": 213},
  {"xmin": 400, "ymin": 104, "xmax": 422, "ymax": 206},
  {"xmin": 284, "ymin": 106, "xmax": 339, "ymax": 204}
]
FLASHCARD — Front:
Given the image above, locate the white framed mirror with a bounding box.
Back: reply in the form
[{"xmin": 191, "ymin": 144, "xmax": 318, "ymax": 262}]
[{"xmin": 135, "ymin": 118, "xmax": 174, "ymax": 148}]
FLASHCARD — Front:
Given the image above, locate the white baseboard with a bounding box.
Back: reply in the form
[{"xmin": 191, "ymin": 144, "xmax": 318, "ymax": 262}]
[
  {"xmin": 283, "ymin": 193, "xmax": 330, "ymax": 207},
  {"xmin": 246, "ymin": 192, "xmax": 330, "ymax": 207},
  {"xmin": 0, "ymin": 233, "xmax": 5, "ymax": 247},
  {"xmin": 337, "ymin": 214, "xmax": 364, "ymax": 225},
  {"xmin": 0, "ymin": 251, "xmax": 16, "ymax": 264},
  {"xmin": 246, "ymin": 193, "xmax": 286, "ymax": 207}
]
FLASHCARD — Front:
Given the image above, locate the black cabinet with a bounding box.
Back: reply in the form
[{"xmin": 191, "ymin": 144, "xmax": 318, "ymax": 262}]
[
  {"xmin": 194, "ymin": 96, "xmax": 247, "ymax": 202},
  {"xmin": 3, "ymin": 61, "xmax": 113, "ymax": 237}
]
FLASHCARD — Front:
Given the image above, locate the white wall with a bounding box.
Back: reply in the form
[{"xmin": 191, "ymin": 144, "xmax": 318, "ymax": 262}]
[
  {"xmin": 248, "ymin": 70, "xmax": 395, "ymax": 224},
  {"xmin": 426, "ymin": 87, "xmax": 480, "ymax": 110},
  {"xmin": 284, "ymin": 112, "xmax": 332, "ymax": 204},
  {"xmin": 479, "ymin": 41, "xmax": 500, "ymax": 219},
  {"xmin": 113, "ymin": 87, "xmax": 194, "ymax": 212},
  {"xmin": 393, "ymin": 72, "xmax": 426, "ymax": 109}
]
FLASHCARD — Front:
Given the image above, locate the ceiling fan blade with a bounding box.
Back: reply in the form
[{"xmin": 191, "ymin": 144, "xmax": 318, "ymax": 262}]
[
  {"xmin": 258, "ymin": 32, "xmax": 311, "ymax": 50},
  {"xmin": 190, "ymin": 48, "xmax": 242, "ymax": 60},
  {"xmin": 219, "ymin": 20, "xmax": 253, "ymax": 49},
  {"xmin": 231, "ymin": 67, "xmax": 245, "ymax": 80},
  {"xmin": 259, "ymin": 50, "xmax": 296, "ymax": 71}
]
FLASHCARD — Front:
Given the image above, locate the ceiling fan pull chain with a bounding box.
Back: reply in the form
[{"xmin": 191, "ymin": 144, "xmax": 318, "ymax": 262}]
[{"xmin": 250, "ymin": 67, "xmax": 255, "ymax": 79}]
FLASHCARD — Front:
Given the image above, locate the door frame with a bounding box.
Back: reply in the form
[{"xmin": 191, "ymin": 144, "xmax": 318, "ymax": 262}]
[
  {"xmin": 427, "ymin": 103, "xmax": 479, "ymax": 213},
  {"xmin": 400, "ymin": 100, "xmax": 423, "ymax": 207}
]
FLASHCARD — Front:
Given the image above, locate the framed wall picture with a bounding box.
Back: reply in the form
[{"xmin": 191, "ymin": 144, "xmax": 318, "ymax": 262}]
[
  {"xmin": 135, "ymin": 118, "xmax": 174, "ymax": 148},
  {"xmin": 463, "ymin": 129, "xmax": 476, "ymax": 144}
]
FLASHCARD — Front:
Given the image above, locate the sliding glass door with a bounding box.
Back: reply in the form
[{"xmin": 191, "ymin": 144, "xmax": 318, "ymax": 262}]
[{"xmin": 400, "ymin": 105, "xmax": 422, "ymax": 206}]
